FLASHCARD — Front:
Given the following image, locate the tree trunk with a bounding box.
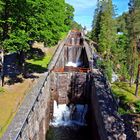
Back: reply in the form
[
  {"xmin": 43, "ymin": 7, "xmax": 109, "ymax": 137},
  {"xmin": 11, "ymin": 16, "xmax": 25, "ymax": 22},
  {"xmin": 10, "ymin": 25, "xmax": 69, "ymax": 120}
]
[
  {"xmin": 135, "ymin": 64, "xmax": 140, "ymax": 96},
  {"xmin": 17, "ymin": 51, "xmax": 26, "ymax": 77},
  {"xmin": 130, "ymin": 64, "xmax": 134, "ymax": 87}
]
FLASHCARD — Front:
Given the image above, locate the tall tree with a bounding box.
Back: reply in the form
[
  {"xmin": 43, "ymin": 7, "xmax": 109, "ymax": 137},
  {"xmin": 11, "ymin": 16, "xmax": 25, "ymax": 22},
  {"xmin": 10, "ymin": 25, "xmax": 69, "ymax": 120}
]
[
  {"xmin": 91, "ymin": 0, "xmax": 116, "ymax": 81},
  {"xmin": 135, "ymin": 63, "xmax": 140, "ymax": 96},
  {"xmin": 91, "ymin": 0, "xmax": 102, "ymax": 42},
  {"xmin": 128, "ymin": 0, "xmax": 140, "ymax": 93},
  {"xmin": 98, "ymin": 0, "xmax": 116, "ymax": 58}
]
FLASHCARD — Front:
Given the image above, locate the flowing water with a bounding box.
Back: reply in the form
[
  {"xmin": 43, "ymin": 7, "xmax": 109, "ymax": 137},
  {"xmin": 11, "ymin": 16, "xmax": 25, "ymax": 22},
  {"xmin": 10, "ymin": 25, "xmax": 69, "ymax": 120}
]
[{"xmin": 46, "ymin": 101, "xmax": 91, "ymax": 140}]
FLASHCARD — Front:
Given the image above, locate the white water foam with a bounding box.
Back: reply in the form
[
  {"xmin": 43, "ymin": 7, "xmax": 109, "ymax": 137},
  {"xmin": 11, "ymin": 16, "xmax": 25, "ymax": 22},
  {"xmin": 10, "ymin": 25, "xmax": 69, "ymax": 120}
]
[
  {"xmin": 66, "ymin": 61, "xmax": 82, "ymax": 67},
  {"xmin": 50, "ymin": 101, "xmax": 88, "ymax": 127},
  {"xmin": 66, "ymin": 62, "xmax": 77, "ymax": 67}
]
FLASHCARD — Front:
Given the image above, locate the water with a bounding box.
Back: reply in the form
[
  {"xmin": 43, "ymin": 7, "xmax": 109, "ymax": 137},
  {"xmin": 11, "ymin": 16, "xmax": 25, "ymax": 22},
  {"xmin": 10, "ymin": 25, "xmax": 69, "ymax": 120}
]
[
  {"xmin": 47, "ymin": 101, "xmax": 90, "ymax": 140},
  {"xmin": 66, "ymin": 62, "xmax": 81, "ymax": 67}
]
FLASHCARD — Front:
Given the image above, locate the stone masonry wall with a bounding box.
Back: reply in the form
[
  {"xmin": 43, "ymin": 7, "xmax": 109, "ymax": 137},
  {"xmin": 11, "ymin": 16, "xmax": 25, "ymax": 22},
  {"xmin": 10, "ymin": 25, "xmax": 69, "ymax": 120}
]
[
  {"xmin": 1, "ymin": 36, "xmax": 67, "ymax": 140},
  {"xmin": 1, "ymin": 74, "xmax": 51, "ymax": 140},
  {"xmin": 50, "ymin": 72, "xmax": 88, "ymax": 106},
  {"xmin": 90, "ymin": 69, "xmax": 126, "ymax": 140}
]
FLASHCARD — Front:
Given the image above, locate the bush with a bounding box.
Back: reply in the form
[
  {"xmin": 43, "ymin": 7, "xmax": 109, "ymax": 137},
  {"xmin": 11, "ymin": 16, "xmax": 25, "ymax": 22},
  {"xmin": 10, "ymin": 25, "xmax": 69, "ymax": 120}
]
[
  {"xmin": 135, "ymin": 101, "xmax": 140, "ymax": 113},
  {"xmin": 0, "ymin": 87, "xmax": 4, "ymax": 94}
]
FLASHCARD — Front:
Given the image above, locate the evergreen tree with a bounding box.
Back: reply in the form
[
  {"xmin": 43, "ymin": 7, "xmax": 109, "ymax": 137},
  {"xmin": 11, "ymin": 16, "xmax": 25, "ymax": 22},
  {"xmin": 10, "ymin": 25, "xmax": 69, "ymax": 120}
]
[
  {"xmin": 128, "ymin": 0, "xmax": 140, "ymax": 95},
  {"xmin": 91, "ymin": 0, "xmax": 101, "ymax": 42},
  {"xmin": 91, "ymin": 0, "xmax": 116, "ymax": 81},
  {"xmin": 98, "ymin": 0, "xmax": 116, "ymax": 58}
]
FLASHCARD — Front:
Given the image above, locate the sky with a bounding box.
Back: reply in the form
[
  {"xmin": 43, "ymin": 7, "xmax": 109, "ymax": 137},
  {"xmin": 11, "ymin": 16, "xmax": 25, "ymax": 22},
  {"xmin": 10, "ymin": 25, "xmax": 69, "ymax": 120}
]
[{"xmin": 65, "ymin": 0, "xmax": 129, "ymax": 30}]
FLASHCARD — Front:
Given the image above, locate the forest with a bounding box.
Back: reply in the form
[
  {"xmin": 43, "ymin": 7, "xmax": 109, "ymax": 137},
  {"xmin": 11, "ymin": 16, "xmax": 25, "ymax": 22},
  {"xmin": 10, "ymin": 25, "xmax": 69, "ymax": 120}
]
[{"xmin": 91, "ymin": 0, "xmax": 140, "ymax": 114}]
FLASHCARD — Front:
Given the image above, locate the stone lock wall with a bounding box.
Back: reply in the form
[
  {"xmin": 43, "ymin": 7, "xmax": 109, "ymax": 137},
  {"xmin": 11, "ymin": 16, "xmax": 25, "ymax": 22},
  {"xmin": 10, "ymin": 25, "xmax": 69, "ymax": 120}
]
[
  {"xmin": 50, "ymin": 72, "xmax": 89, "ymax": 106},
  {"xmin": 89, "ymin": 69, "xmax": 126, "ymax": 140},
  {"xmin": 1, "ymin": 74, "xmax": 51, "ymax": 140},
  {"xmin": 50, "ymin": 72, "xmax": 71, "ymax": 105}
]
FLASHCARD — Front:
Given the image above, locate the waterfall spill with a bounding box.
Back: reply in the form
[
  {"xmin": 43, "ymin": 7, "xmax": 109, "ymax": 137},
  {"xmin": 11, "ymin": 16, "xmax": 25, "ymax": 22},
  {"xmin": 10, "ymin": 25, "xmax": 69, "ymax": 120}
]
[{"xmin": 46, "ymin": 101, "xmax": 90, "ymax": 140}]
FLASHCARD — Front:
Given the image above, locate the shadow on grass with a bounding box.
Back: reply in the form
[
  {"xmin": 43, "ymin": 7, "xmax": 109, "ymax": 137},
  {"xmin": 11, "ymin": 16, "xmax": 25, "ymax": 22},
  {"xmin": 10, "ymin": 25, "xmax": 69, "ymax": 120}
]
[
  {"xmin": 3, "ymin": 48, "xmax": 48, "ymax": 85},
  {"xmin": 27, "ymin": 48, "xmax": 45, "ymax": 61},
  {"xmin": 25, "ymin": 62, "xmax": 48, "ymax": 74},
  {"xmin": 5, "ymin": 76, "xmax": 24, "ymax": 86}
]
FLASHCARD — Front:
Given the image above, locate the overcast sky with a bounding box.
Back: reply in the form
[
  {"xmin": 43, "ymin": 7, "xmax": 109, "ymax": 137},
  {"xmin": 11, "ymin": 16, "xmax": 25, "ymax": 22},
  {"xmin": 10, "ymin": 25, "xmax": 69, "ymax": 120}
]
[{"xmin": 65, "ymin": 0, "xmax": 129, "ymax": 30}]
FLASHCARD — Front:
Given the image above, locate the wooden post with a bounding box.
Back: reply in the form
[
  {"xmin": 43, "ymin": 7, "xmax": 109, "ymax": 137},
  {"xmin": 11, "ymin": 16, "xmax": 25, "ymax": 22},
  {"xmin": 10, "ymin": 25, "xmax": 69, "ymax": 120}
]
[{"xmin": 135, "ymin": 64, "xmax": 140, "ymax": 96}]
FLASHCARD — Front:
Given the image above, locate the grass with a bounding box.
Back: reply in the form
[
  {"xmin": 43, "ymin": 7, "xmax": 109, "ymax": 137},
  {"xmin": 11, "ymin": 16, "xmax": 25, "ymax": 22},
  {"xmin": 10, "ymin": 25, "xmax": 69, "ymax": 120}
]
[
  {"xmin": 26, "ymin": 31, "xmax": 67, "ymax": 69},
  {"xmin": 0, "ymin": 87, "xmax": 4, "ymax": 94},
  {"xmin": 26, "ymin": 45, "xmax": 57, "ymax": 71},
  {"xmin": 27, "ymin": 54, "xmax": 52, "ymax": 68},
  {"xmin": 0, "ymin": 80, "xmax": 32, "ymax": 138},
  {"xmin": 111, "ymin": 82, "xmax": 140, "ymax": 114},
  {"xmin": 111, "ymin": 82, "xmax": 140, "ymax": 103}
]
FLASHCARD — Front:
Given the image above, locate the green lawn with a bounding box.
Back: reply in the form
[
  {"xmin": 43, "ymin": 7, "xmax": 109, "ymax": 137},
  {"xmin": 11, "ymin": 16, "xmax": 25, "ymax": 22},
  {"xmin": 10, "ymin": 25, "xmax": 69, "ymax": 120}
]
[
  {"xmin": 26, "ymin": 45, "xmax": 57, "ymax": 73},
  {"xmin": 26, "ymin": 53, "xmax": 52, "ymax": 68},
  {"xmin": 26, "ymin": 31, "xmax": 67, "ymax": 70}
]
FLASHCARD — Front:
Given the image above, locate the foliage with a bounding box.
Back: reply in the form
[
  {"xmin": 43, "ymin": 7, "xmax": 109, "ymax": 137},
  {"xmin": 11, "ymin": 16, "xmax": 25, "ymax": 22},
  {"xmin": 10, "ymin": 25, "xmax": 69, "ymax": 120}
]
[
  {"xmin": 0, "ymin": 0, "xmax": 74, "ymax": 76},
  {"xmin": 127, "ymin": 0, "xmax": 140, "ymax": 95},
  {"xmin": 0, "ymin": 87, "xmax": 4, "ymax": 94},
  {"xmin": 0, "ymin": 0, "xmax": 74, "ymax": 51},
  {"xmin": 65, "ymin": 3, "xmax": 74, "ymax": 29},
  {"xmin": 135, "ymin": 101, "xmax": 140, "ymax": 113},
  {"xmin": 112, "ymin": 82, "xmax": 140, "ymax": 114},
  {"xmin": 71, "ymin": 21, "xmax": 82, "ymax": 30},
  {"xmin": 91, "ymin": 0, "xmax": 116, "ymax": 81},
  {"xmin": 116, "ymin": 12, "xmax": 128, "ymax": 33},
  {"xmin": 112, "ymin": 82, "xmax": 139, "ymax": 102},
  {"xmin": 97, "ymin": 60, "xmax": 113, "ymax": 82},
  {"xmin": 91, "ymin": 2, "xmax": 101, "ymax": 42},
  {"xmin": 98, "ymin": 0, "xmax": 116, "ymax": 56},
  {"xmin": 91, "ymin": 0, "xmax": 140, "ymax": 89},
  {"xmin": 118, "ymin": 107, "xmax": 131, "ymax": 115}
]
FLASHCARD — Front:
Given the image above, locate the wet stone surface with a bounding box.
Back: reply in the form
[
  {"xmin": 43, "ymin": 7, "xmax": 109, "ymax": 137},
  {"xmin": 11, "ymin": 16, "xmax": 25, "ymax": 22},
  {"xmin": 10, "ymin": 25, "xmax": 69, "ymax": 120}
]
[{"xmin": 46, "ymin": 126, "xmax": 91, "ymax": 140}]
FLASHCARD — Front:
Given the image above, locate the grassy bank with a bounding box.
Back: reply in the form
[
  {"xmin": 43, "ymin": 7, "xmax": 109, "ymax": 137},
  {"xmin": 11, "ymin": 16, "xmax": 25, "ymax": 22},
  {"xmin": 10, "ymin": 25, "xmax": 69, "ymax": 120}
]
[{"xmin": 111, "ymin": 82, "xmax": 140, "ymax": 114}]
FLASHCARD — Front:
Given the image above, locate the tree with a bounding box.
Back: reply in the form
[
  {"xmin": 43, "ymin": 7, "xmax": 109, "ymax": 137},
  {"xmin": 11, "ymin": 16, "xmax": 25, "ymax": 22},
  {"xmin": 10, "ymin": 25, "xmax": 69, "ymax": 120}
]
[
  {"xmin": 65, "ymin": 3, "xmax": 74, "ymax": 29},
  {"xmin": 0, "ymin": 0, "xmax": 74, "ymax": 83},
  {"xmin": 135, "ymin": 63, "xmax": 140, "ymax": 96},
  {"xmin": 71, "ymin": 21, "xmax": 82, "ymax": 30},
  {"xmin": 128, "ymin": 0, "xmax": 140, "ymax": 95},
  {"xmin": 91, "ymin": 0, "xmax": 102, "ymax": 42},
  {"xmin": 91, "ymin": 0, "xmax": 116, "ymax": 81},
  {"xmin": 98, "ymin": 0, "xmax": 116, "ymax": 57}
]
